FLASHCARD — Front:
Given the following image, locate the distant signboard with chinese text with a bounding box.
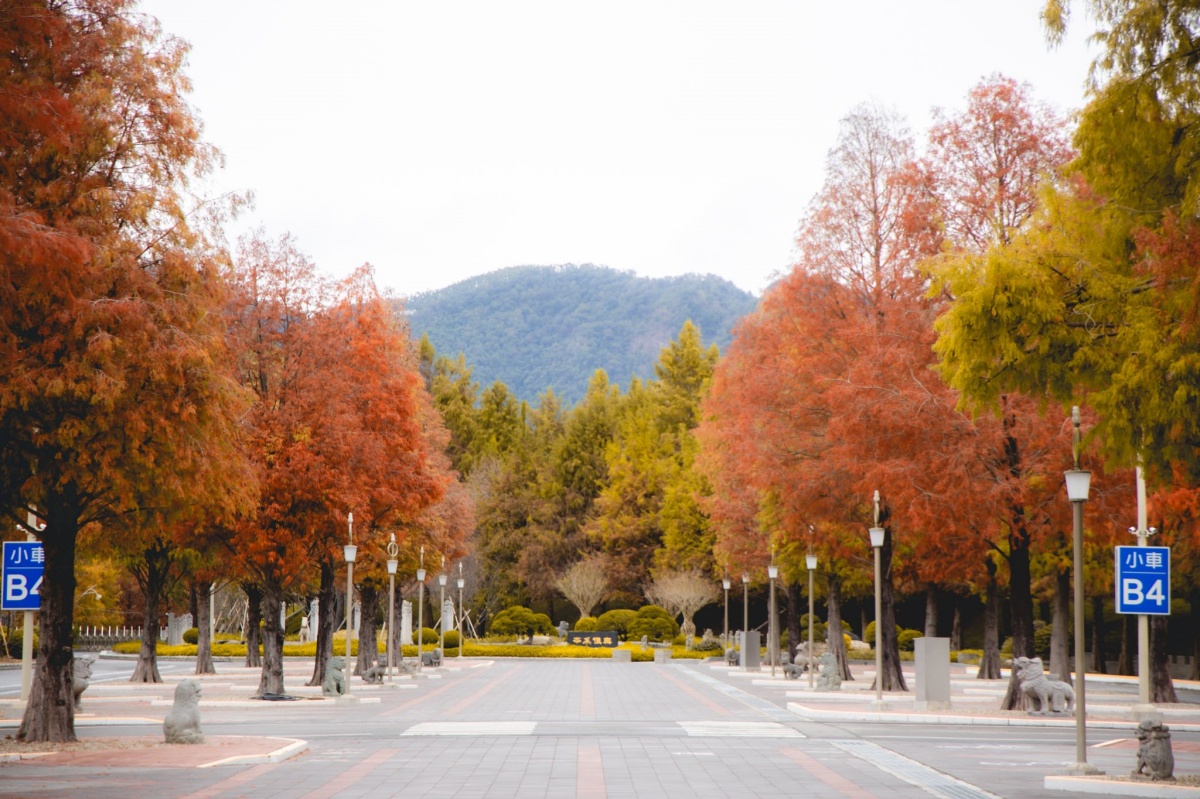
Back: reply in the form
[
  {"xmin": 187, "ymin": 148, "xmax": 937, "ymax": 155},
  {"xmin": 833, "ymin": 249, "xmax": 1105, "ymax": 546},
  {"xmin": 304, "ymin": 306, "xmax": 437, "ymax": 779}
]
[
  {"xmin": 1115, "ymin": 545, "xmax": 1170, "ymax": 616},
  {"xmin": 2, "ymin": 541, "xmax": 44, "ymax": 611},
  {"xmin": 566, "ymin": 631, "xmax": 619, "ymax": 648}
]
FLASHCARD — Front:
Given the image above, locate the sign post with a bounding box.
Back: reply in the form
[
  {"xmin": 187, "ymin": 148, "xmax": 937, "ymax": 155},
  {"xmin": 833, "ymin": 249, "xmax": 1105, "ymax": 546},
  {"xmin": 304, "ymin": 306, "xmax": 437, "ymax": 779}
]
[{"xmin": 3, "ymin": 536, "xmax": 44, "ymax": 702}]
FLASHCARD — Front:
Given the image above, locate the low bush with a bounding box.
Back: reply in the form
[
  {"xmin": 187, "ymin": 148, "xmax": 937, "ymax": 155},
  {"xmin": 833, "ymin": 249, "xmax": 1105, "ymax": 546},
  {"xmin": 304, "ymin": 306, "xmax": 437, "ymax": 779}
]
[
  {"xmin": 418, "ymin": 627, "xmax": 440, "ymax": 645},
  {"xmin": 595, "ymin": 609, "xmax": 637, "ymax": 639},
  {"xmin": 442, "ymin": 630, "xmax": 461, "ymax": 648},
  {"xmin": 626, "ymin": 606, "xmax": 679, "ymax": 642},
  {"xmin": 182, "ymin": 627, "xmax": 199, "ymax": 645},
  {"xmin": 490, "ymin": 606, "xmax": 555, "ymax": 637},
  {"xmin": 897, "ymin": 629, "xmax": 924, "ymax": 651},
  {"xmin": 574, "ymin": 616, "xmax": 599, "ymax": 632}
]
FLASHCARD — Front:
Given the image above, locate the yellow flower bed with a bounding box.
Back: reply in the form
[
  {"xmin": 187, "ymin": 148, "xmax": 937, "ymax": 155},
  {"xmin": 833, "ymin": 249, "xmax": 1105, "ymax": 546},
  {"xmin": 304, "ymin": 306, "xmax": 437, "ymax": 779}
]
[{"xmin": 110, "ymin": 640, "xmax": 711, "ymax": 661}]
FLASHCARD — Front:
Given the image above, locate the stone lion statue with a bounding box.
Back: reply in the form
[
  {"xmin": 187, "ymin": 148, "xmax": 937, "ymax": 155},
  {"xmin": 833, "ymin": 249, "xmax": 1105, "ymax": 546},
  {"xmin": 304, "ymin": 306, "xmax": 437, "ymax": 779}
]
[
  {"xmin": 322, "ymin": 656, "xmax": 347, "ymax": 697},
  {"xmin": 781, "ymin": 652, "xmax": 806, "ymax": 681},
  {"xmin": 724, "ymin": 648, "xmax": 739, "ymax": 666},
  {"xmin": 361, "ymin": 664, "xmax": 387, "ymax": 684},
  {"xmin": 72, "ymin": 655, "xmax": 96, "ymax": 710},
  {"xmin": 163, "ymin": 680, "xmax": 204, "ymax": 744},
  {"xmin": 815, "ymin": 651, "xmax": 841, "ymax": 691},
  {"xmin": 1013, "ymin": 656, "xmax": 1074, "ymax": 714},
  {"xmin": 1133, "ymin": 720, "xmax": 1175, "ymax": 781}
]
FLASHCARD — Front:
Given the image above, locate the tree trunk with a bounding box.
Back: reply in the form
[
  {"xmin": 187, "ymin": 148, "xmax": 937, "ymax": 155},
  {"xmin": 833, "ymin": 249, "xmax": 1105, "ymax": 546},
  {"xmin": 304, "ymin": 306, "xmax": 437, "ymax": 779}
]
[
  {"xmin": 874, "ymin": 526, "xmax": 907, "ymax": 692},
  {"xmin": 826, "ymin": 572, "xmax": 852, "ymax": 681},
  {"xmin": 785, "ymin": 580, "xmax": 801, "ymax": 662},
  {"xmin": 979, "ymin": 560, "xmax": 1002, "ymax": 679},
  {"xmin": 1118, "ymin": 613, "xmax": 1135, "ymax": 675},
  {"xmin": 356, "ymin": 584, "xmax": 380, "ymax": 676},
  {"xmin": 950, "ymin": 596, "xmax": 962, "ymax": 651},
  {"xmin": 309, "ymin": 560, "xmax": 337, "ymax": 687},
  {"xmin": 1191, "ymin": 587, "xmax": 1200, "ymax": 681},
  {"xmin": 1151, "ymin": 614, "xmax": 1177, "ymax": 703},
  {"xmin": 924, "ymin": 584, "xmax": 938, "ymax": 639},
  {"xmin": 1049, "ymin": 566, "xmax": 1071, "ymax": 684},
  {"xmin": 243, "ymin": 582, "xmax": 263, "ymax": 668},
  {"xmin": 256, "ymin": 583, "xmax": 285, "ymax": 697},
  {"xmin": 132, "ymin": 542, "xmax": 174, "ymax": 686},
  {"xmin": 18, "ymin": 488, "xmax": 81, "ymax": 743},
  {"xmin": 1092, "ymin": 595, "xmax": 1108, "ymax": 674},
  {"xmin": 1000, "ymin": 520, "xmax": 1034, "ymax": 709},
  {"xmin": 194, "ymin": 580, "xmax": 215, "ymax": 675}
]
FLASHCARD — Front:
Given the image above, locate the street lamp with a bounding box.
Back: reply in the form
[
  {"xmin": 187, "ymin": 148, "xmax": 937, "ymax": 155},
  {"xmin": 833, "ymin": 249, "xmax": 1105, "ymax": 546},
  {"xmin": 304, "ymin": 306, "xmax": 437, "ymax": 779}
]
[
  {"xmin": 869, "ymin": 490, "xmax": 885, "ymax": 704},
  {"xmin": 438, "ymin": 562, "xmax": 448, "ymax": 655},
  {"xmin": 344, "ymin": 513, "xmax": 357, "ymax": 697},
  {"xmin": 416, "ymin": 547, "xmax": 426, "ymax": 671},
  {"xmin": 806, "ymin": 552, "xmax": 817, "ymax": 689},
  {"xmin": 457, "ymin": 563, "xmax": 465, "ymax": 659},
  {"xmin": 768, "ymin": 563, "xmax": 778, "ymax": 677},
  {"xmin": 386, "ymin": 533, "xmax": 399, "ymax": 682},
  {"xmin": 1064, "ymin": 406, "xmax": 1100, "ymax": 776},
  {"xmin": 722, "ymin": 576, "xmax": 731, "ymax": 652}
]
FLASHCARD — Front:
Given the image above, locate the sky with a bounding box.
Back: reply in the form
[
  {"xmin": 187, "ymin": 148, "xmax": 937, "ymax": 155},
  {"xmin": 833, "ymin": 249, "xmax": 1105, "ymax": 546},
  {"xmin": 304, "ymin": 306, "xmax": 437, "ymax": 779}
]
[{"xmin": 138, "ymin": 1, "xmax": 1098, "ymax": 299}]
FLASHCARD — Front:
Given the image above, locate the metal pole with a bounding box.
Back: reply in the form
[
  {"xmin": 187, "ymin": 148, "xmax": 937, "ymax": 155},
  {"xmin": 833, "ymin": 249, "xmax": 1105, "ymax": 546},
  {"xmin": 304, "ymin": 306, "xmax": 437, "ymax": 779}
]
[
  {"xmin": 722, "ymin": 581, "xmax": 730, "ymax": 652},
  {"xmin": 874, "ymin": 545, "xmax": 882, "ymax": 703},
  {"xmin": 458, "ymin": 564, "xmax": 465, "ymax": 659},
  {"xmin": 1136, "ymin": 464, "xmax": 1151, "ymax": 706},
  {"xmin": 1071, "ymin": 496, "xmax": 1096, "ymax": 774},
  {"xmin": 387, "ymin": 571, "xmax": 395, "ymax": 681},
  {"xmin": 417, "ymin": 547, "xmax": 425, "ymax": 672},
  {"xmin": 345, "ymin": 513, "xmax": 355, "ymax": 667},
  {"xmin": 742, "ymin": 574, "xmax": 749, "ymax": 647},
  {"xmin": 807, "ymin": 563, "xmax": 815, "ymax": 689},
  {"xmin": 769, "ymin": 574, "xmax": 777, "ymax": 677}
]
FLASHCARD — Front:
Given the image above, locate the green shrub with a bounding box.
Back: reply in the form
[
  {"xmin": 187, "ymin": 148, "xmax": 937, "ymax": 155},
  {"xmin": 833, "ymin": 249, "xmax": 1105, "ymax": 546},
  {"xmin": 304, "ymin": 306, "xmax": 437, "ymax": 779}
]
[
  {"xmin": 182, "ymin": 627, "xmax": 199, "ymax": 645},
  {"xmin": 1033, "ymin": 620, "xmax": 1052, "ymax": 659},
  {"xmin": 418, "ymin": 627, "xmax": 440, "ymax": 645},
  {"xmin": 490, "ymin": 606, "xmax": 555, "ymax": 637},
  {"xmin": 897, "ymin": 628, "xmax": 923, "ymax": 651},
  {"xmin": 595, "ymin": 609, "xmax": 637, "ymax": 639},
  {"xmin": 626, "ymin": 605, "xmax": 679, "ymax": 642},
  {"xmin": 3, "ymin": 628, "xmax": 38, "ymax": 657},
  {"xmin": 953, "ymin": 649, "xmax": 983, "ymax": 664},
  {"xmin": 574, "ymin": 616, "xmax": 599, "ymax": 632},
  {"xmin": 442, "ymin": 630, "xmax": 461, "ymax": 648}
]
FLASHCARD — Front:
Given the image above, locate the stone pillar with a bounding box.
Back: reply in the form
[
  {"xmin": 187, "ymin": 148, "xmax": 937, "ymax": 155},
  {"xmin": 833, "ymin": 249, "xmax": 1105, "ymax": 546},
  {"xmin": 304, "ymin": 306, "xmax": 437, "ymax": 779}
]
[
  {"xmin": 401, "ymin": 600, "xmax": 413, "ymax": 645},
  {"xmin": 915, "ymin": 637, "xmax": 951, "ymax": 710},
  {"xmin": 741, "ymin": 630, "xmax": 761, "ymax": 671},
  {"xmin": 310, "ymin": 599, "xmax": 319, "ymax": 635},
  {"xmin": 352, "ymin": 600, "xmax": 361, "ymax": 634},
  {"xmin": 442, "ymin": 599, "xmax": 455, "ymax": 634}
]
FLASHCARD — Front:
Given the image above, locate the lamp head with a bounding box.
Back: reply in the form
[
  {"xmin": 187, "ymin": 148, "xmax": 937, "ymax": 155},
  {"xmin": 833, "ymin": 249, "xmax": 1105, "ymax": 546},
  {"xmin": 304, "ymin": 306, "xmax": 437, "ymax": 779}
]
[
  {"xmin": 343, "ymin": 543, "xmax": 357, "ymax": 563},
  {"xmin": 806, "ymin": 553, "xmax": 817, "ymax": 571},
  {"xmin": 386, "ymin": 559, "xmax": 398, "ymax": 575},
  {"xmin": 457, "ymin": 577, "xmax": 465, "ymax": 589},
  {"xmin": 722, "ymin": 578, "xmax": 731, "ymax": 590},
  {"xmin": 741, "ymin": 573, "xmax": 749, "ymax": 584},
  {"xmin": 868, "ymin": 527, "xmax": 885, "ymax": 548},
  {"xmin": 416, "ymin": 568, "xmax": 426, "ymax": 582},
  {"xmin": 768, "ymin": 565, "xmax": 778, "ymax": 579},
  {"xmin": 1064, "ymin": 469, "xmax": 1091, "ymax": 502},
  {"xmin": 438, "ymin": 573, "xmax": 447, "ymax": 586}
]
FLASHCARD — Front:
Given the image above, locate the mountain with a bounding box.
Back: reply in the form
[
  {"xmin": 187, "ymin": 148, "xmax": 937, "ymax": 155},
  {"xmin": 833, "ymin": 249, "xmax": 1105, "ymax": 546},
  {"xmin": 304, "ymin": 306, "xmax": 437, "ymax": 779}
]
[{"xmin": 403, "ymin": 264, "xmax": 759, "ymax": 406}]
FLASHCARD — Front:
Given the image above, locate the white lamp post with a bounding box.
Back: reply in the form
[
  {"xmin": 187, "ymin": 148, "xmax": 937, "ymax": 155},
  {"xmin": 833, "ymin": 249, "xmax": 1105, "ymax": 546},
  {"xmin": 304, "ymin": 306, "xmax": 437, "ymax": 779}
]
[
  {"xmin": 416, "ymin": 546, "xmax": 426, "ymax": 671},
  {"xmin": 1130, "ymin": 459, "xmax": 1159, "ymax": 719},
  {"xmin": 1065, "ymin": 406, "xmax": 1100, "ymax": 775},
  {"xmin": 869, "ymin": 490, "xmax": 885, "ymax": 704},
  {"xmin": 768, "ymin": 563, "xmax": 779, "ymax": 677},
  {"xmin": 741, "ymin": 573, "xmax": 750, "ymax": 651},
  {"xmin": 457, "ymin": 563, "xmax": 465, "ymax": 658},
  {"xmin": 722, "ymin": 576, "xmax": 731, "ymax": 652},
  {"xmin": 386, "ymin": 533, "xmax": 398, "ymax": 682},
  {"xmin": 344, "ymin": 513, "xmax": 357, "ymax": 697},
  {"xmin": 438, "ymin": 562, "xmax": 448, "ymax": 655},
  {"xmin": 806, "ymin": 552, "xmax": 817, "ymax": 689}
]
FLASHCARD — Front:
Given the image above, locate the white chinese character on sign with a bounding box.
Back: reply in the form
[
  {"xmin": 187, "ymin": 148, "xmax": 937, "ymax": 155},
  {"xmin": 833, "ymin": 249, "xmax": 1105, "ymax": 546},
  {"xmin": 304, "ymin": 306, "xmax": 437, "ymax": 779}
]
[
  {"xmin": 1124, "ymin": 551, "xmax": 1144, "ymax": 568},
  {"xmin": 1145, "ymin": 551, "xmax": 1164, "ymax": 569},
  {"xmin": 30, "ymin": 546, "xmax": 44, "ymax": 564}
]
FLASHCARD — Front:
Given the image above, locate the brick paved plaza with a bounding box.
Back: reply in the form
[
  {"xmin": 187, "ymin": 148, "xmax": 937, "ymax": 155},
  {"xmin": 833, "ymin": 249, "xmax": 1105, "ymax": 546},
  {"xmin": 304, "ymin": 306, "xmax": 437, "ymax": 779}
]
[{"xmin": 3, "ymin": 656, "xmax": 1200, "ymax": 798}]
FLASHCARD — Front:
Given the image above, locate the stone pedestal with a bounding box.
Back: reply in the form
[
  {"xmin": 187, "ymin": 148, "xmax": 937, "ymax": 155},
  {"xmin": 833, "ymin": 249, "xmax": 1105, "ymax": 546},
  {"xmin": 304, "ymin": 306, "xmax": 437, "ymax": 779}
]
[
  {"xmin": 653, "ymin": 649, "xmax": 672, "ymax": 663},
  {"xmin": 612, "ymin": 649, "xmax": 632, "ymax": 662},
  {"xmin": 915, "ymin": 636, "xmax": 951, "ymax": 710},
  {"xmin": 401, "ymin": 600, "xmax": 413, "ymax": 645},
  {"xmin": 741, "ymin": 631, "xmax": 761, "ymax": 671}
]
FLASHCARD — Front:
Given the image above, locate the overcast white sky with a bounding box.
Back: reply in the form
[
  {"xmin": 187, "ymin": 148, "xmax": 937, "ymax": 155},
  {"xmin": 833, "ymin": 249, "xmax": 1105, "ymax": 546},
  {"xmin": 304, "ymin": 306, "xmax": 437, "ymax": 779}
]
[{"xmin": 139, "ymin": 1, "xmax": 1097, "ymax": 298}]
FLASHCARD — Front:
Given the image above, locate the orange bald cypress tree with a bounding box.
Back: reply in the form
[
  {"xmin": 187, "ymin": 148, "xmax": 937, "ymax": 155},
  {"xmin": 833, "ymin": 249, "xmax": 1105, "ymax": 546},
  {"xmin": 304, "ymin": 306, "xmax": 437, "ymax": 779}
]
[{"xmin": 1, "ymin": 2, "xmax": 253, "ymax": 741}]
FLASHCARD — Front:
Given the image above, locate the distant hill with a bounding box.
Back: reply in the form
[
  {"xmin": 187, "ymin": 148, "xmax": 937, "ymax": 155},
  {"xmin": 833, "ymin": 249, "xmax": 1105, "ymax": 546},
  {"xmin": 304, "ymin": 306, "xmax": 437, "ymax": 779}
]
[{"xmin": 403, "ymin": 265, "xmax": 759, "ymax": 406}]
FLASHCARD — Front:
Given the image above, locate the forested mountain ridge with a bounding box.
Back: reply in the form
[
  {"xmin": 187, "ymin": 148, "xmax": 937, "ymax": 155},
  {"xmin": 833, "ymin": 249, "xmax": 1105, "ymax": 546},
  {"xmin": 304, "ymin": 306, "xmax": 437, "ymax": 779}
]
[{"xmin": 403, "ymin": 265, "xmax": 759, "ymax": 405}]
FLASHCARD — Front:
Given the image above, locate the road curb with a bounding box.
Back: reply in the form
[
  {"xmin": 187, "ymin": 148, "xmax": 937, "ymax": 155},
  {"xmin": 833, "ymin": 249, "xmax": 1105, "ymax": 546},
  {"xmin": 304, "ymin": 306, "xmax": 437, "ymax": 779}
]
[{"xmin": 197, "ymin": 737, "xmax": 308, "ymax": 768}]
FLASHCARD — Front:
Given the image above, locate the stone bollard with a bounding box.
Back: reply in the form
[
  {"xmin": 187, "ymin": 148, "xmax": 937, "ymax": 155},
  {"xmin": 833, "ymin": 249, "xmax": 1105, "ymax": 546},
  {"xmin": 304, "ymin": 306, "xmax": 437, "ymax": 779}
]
[
  {"xmin": 653, "ymin": 649, "xmax": 672, "ymax": 663},
  {"xmin": 163, "ymin": 680, "xmax": 205, "ymax": 744},
  {"xmin": 1133, "ymin": 720, "xmax": 1175, "ymax": 781},
  {"xmin": 612, "ymin": 649, "xmax": 632, "ymax": 662}
]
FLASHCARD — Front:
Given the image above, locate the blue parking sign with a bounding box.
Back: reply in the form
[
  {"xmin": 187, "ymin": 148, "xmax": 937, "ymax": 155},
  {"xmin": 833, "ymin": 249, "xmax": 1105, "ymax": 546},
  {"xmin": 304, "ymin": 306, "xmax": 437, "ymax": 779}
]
[
  {"xmin": 1115, "ymin": 546, "xmax": 1170, "ymax": 616},
  {"xmin": 2, "ymin": 541, "xmax": 44, "ymax": 610}
]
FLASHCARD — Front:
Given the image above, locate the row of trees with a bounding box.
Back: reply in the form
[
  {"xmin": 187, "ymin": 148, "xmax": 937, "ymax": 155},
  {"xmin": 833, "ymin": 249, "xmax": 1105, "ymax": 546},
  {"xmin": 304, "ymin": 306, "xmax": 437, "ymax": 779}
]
[
  {"xmin": 1, "ymin": 2, "xmax": 469, "ymax": 742},
  {"xmin": 699, "ymin": 1, "xmax": 1200, "ymax": 708}
]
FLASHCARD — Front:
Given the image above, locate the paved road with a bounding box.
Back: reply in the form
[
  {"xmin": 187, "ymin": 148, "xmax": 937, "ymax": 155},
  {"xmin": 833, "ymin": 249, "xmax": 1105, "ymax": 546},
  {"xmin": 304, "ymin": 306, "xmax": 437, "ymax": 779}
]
[{"xmin": 1, "ymin": 656, "xmax": 1195, "ymax": 798}]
